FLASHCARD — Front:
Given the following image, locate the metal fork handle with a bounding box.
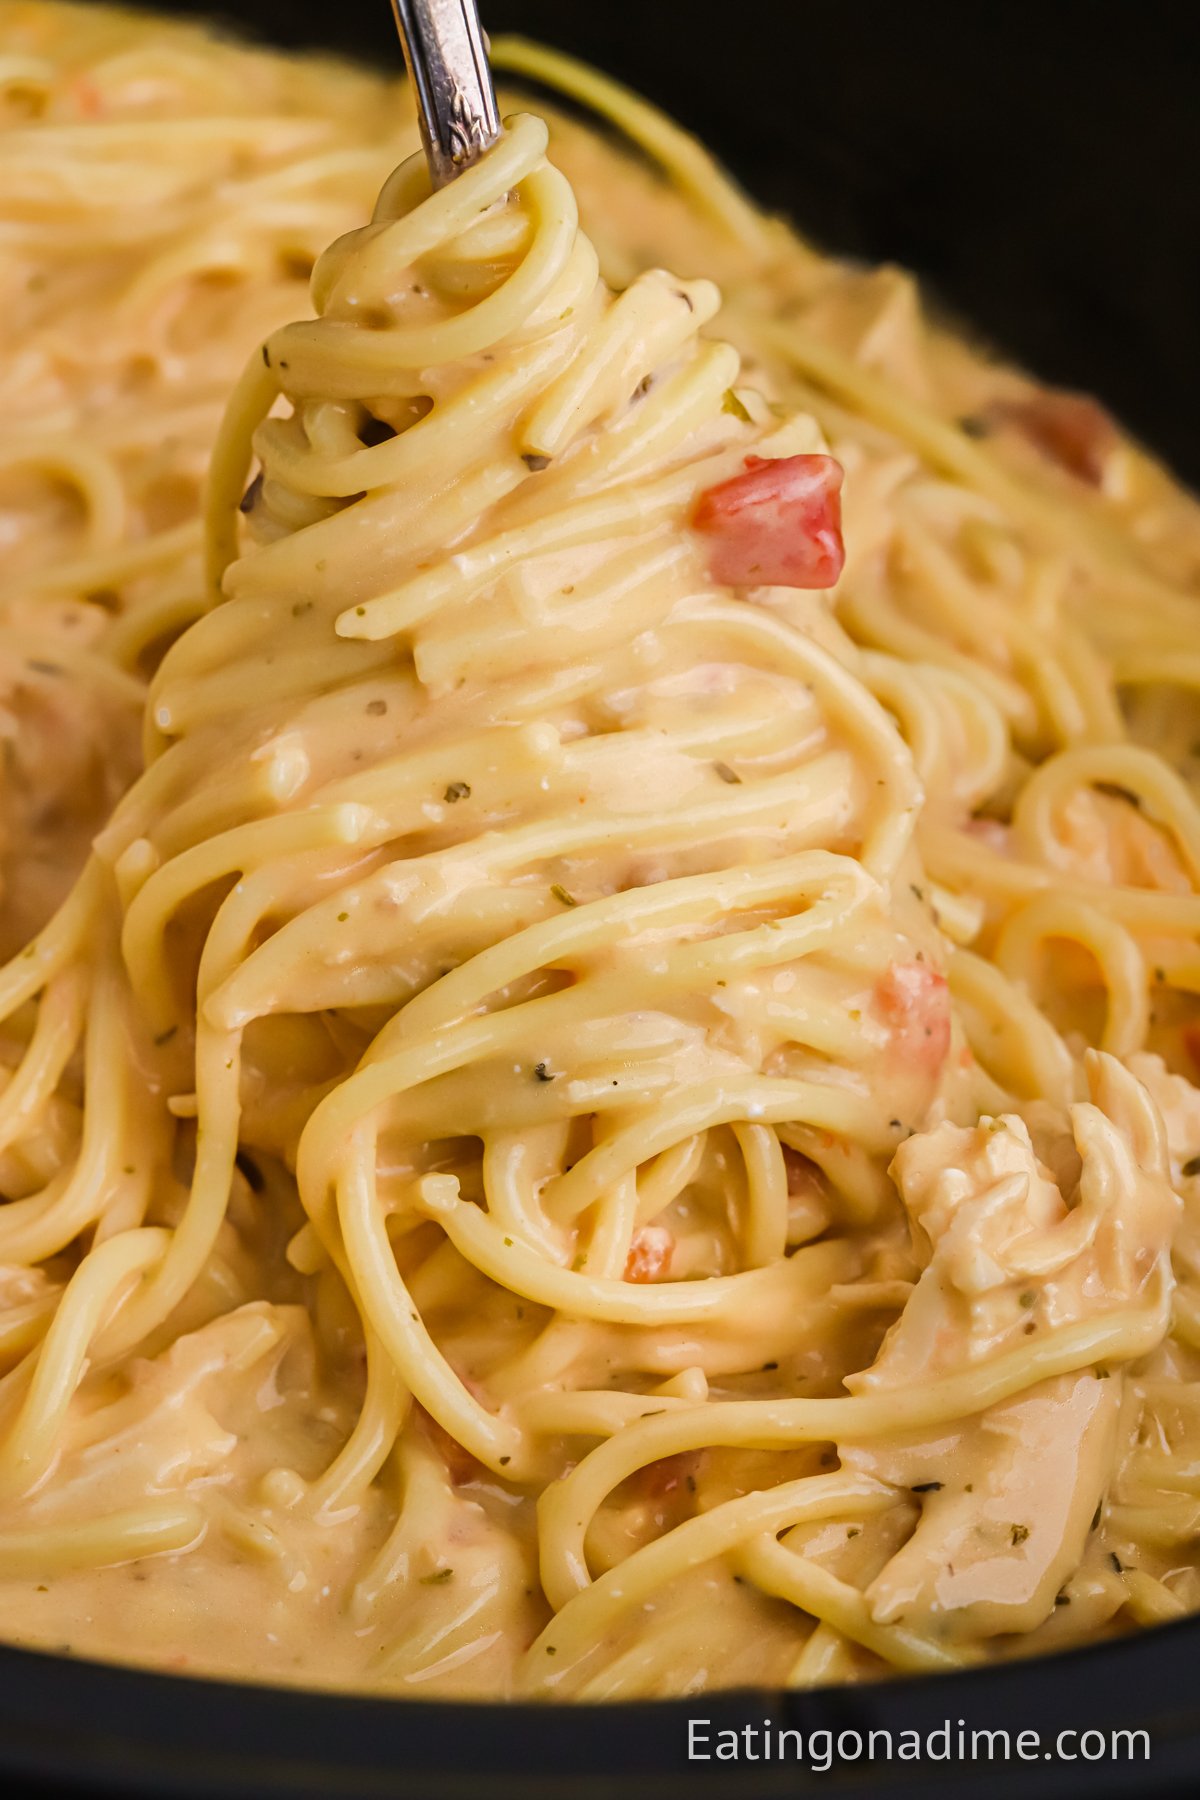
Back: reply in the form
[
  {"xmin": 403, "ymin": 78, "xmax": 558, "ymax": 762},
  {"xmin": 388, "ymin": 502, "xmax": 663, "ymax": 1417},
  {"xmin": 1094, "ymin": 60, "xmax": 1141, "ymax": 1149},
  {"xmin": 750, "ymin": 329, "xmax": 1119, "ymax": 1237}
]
[{"xmin": 390, "ymin": 0, "xmax": 500, "ymax": 188}]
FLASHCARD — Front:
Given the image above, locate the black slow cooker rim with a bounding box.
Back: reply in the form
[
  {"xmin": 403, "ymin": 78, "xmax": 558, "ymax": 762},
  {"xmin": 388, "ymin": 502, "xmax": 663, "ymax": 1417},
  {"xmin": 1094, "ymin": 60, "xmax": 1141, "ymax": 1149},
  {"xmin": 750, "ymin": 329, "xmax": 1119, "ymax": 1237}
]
[{"xmin": 1, "ymin": 1610, "xmax": 1199, "ymax": 1799}]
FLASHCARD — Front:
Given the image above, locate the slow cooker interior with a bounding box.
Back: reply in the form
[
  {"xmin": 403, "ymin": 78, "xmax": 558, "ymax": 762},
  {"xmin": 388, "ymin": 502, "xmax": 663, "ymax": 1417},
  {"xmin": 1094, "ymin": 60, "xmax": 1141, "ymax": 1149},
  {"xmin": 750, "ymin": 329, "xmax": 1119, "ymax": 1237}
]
[{"xmin": 4, "ymin": 4, "xmax": 1200, "ymax": 1794}]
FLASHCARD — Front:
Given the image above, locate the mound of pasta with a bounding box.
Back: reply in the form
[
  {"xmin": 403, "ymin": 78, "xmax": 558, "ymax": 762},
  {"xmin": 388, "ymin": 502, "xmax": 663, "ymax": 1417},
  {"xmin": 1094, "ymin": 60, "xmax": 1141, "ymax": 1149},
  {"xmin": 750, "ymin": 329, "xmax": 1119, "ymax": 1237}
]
[{"xmin": 2, "ymin": 2, "xmax": 1200, "ymax": 1698}]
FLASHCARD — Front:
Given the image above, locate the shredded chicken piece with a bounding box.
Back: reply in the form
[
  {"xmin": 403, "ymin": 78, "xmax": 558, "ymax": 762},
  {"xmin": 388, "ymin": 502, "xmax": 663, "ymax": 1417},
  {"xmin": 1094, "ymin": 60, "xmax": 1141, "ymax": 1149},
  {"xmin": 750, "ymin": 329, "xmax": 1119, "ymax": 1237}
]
[
  {"xmin": 794, "ymin": 268, "xmax": 935, "ymax": 405},
  {"xmin": 1126, "ymin": 1052, "xmax": 1200, "ymax": 1288},
  {"xmin": 5, "ymin": 1304, "xmax": 300, "ymax": 1526},
  {"xmin": 840, "ymin": 1053, "xmax": 1180, "ymax": 1640},
  {"xmin": 1051, "ymin": 790, "xmax": 1190, "ymax": 893},
  {"xmin": 1125, "ymin": 1052, "xmax": 1200, "ymax": 1176}
]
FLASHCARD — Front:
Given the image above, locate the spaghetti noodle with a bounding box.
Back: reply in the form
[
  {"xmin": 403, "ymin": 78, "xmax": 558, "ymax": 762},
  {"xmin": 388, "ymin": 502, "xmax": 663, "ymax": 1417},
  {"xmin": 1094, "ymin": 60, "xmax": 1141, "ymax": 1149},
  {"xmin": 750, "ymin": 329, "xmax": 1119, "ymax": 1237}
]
[{"xmin": 1, "ymin": 1, "xmax": 1200, "ymax": 1699}]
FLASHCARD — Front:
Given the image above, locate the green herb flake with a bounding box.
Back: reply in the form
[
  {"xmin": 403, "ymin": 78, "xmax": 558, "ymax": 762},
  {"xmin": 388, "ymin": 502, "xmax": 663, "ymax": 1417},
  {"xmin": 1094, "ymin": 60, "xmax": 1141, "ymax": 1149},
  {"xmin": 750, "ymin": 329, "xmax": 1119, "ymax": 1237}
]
[
  {"xmin": 1011, "ymin": 1523, "xmax": 1030, "ymax": 1546},
  {"xmin": 533, "ymin": 1062, "xmax": 555, "ymax": 1082},
  {"xmin": 1018, "ymin": 1290, "xmax": 1036, "ymax": 1308},
  {"xmin": 521, "ymin": 453, "xmax": 550, "ymax": 472},
  {"xmin": 419, "ymin": 1567, "xmax": 454, "ymax": 1586},
  {"xmin": 550, "ymin": 883, "xmax": 577, "ymax": 907},
  {"xmin": 721, "ymin": 388, "xmax": 752, "ymax": 422},
  {"xmin": 713, "ymin": 761, "xmax": 741, "ymax": 784},
  {"xmin": 444, "ymin": 781, "xmax": 471, "ymax": 803}
]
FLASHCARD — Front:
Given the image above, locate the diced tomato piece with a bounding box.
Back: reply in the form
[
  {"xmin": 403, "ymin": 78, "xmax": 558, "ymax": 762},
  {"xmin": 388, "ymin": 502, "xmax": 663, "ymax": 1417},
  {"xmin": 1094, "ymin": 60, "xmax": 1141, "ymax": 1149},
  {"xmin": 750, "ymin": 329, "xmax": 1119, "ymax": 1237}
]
[
  {"xmin": 415, "ymin": 1404, "xmax": 481, "ymax": 1486},
  {"xmin": 1001, "ymin": 390, "xmax": 1117, "ymax": 487},
  {"xmin": 637, "ymin": 1451, "xmax": 701, "ymax": 1505},
  {"xmin": 624, "ymin": 1226, "xmax": 673, "ymax": 1283},
  {"xmin": 782, "ymin": 1147, "xmax": 825, "ymax": 1200},
  {"xmin": 875, "ymin": 962, "xmax": 951, "ymax": 1077},
  {"xmin": 71, "ymin": 77, "xmax": 104, "ymax": 118},
  {"xmin": 691, "ymin": 453, "xmax": 845, "ymax": 590},
  {"xmin": 964, "ymin": 816, "xmax": 1011, "ymax": 854}
]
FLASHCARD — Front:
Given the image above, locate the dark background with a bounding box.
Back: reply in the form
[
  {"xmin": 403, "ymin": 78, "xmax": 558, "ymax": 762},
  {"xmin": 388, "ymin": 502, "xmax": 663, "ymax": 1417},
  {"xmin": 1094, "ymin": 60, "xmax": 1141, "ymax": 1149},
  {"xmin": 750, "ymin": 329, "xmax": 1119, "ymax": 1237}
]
[{"xmin": 145, "ymin": 0, "xmax": 1200, "ymax": 484}]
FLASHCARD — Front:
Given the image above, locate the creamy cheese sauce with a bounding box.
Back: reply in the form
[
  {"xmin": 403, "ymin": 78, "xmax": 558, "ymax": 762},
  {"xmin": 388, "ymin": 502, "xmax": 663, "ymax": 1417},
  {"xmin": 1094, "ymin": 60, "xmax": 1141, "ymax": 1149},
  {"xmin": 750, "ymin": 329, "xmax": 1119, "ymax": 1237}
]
[{"xmin": 0, "ymin": 3, "xmax": 1199, "ymax": 1699}]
